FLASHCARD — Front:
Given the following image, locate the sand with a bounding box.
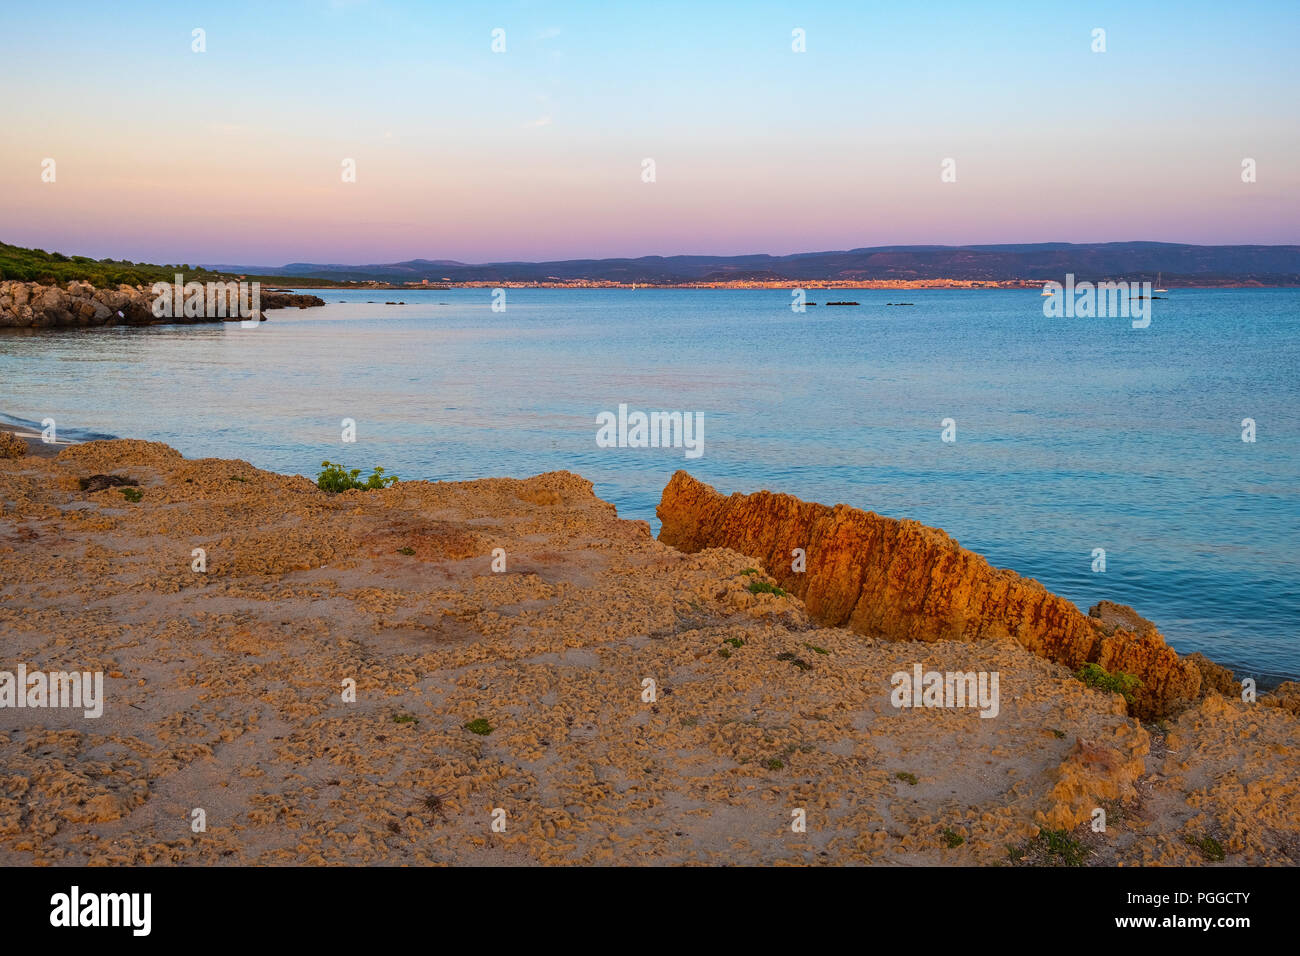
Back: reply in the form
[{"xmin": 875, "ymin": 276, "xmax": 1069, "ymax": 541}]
[{"xmin": 0, "ymin": 435, "xmax": 1296, "ymax": 865}]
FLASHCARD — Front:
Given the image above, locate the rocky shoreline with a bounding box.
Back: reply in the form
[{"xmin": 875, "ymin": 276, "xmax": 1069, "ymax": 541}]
[
  {"xmin": 0, "ymin": 437, "xmax": 1296, "ymax": 865},
  {"xmin": 0, "ymin": 280, "xmax": 324, "ymax": 329}
]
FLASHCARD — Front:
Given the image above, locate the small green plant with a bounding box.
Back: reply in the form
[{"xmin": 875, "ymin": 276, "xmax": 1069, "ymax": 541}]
[
  {"xmin": 1048, "ymin": 727, "xmax": 1067, "ymax": 739},
  {"xmin": 120, "ymin": 487, "xmax": 142, "ymax": 502},
  {"xmin": 316, "ymin": 460, "xmax": 399, "ymax": 493},
  {"xmin": 895, "ymin": 771, "xmax": 918, "ymax": 785},
  {"xmin": 1006, "ymin": 843, "xmax": 1026, "ymax": 862},
  {"xmin": 942, "ymin": 828, "xmax": 965, "ymax": 848},
  {"xmin": 463, "ymin": 718, "xmax": 493, "ymax": 736},
  {"xmin": 776, "ymin": 651, "xmax": 811, "ymax": 671},
  {"xmin": 229, "ymin": 475, "xmax": 247, "ymax": 482},
  {"xmin": 747, "ymin": 579, "xmax": 786, "ymax": 597},
  {"xmin": 802, "ymin": 642, "xmax": 829, "ymax": 655},
  {"xmin": 1037, "ymin": 828, "xmax": 1088, "ymax": 866},
  {"xmin": 723, "ymin": 637, "xmax": 745, "ymax": 648},
  {"xmin": 680, "ymin": 716, "xmax": 699, "ymax": 727},
  {"xmin": 717, "ymin": 647, "xmax": 732, "ymax": 659},
  {"xmin": 397, "ymin": 547, "xmax": 415, "ymax": 556},
  {"xmin": 392, "ymin": 713, "xmax": 417, "ymax": 724},
  {"xmin": 1076, "ymin": 663, "xmax": 1143, "ymax": 704},
  {"xmin": 1185, "ymin": 834, "xmax": 1226, "ymax": 862},
  {"xmin": 763, "ymin": 758, "xmax": 785, "ymax": 771},
  {"xmin": 740, "ymin": 568, "xmax": 758, "ymax": 576}
]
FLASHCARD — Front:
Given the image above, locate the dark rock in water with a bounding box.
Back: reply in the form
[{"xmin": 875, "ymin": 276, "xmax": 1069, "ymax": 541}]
[
  {"xmin": 262, "ymin": 291, "xmax": 325, "ymax": 310},
  {"xmin": 79, "ymin": 474, "xmax": 139, "ymax": 492},
  {"xmin": 824, "ymin": 301, "xmax": 859, "ymax": 306}
]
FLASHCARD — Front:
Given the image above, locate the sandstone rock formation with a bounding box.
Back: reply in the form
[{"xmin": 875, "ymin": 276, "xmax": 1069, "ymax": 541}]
[
  {"xmin": 0, "ymin": 431, "xmax": 26, "ymax": 459},
  {"xmin": 1, "ymin": 442, "xmax": 1296, "ymax": 865},
  {"xmin": 0, "ymin": 280, "xmax": 324, "ymax": 329},
  {"xmin": 656, "ymin": 471, "xmax": 1202, "ymax": 720}
]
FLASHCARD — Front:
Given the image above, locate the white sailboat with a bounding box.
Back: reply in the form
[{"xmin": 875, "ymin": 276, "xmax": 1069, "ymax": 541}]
[{"xmin": 1155, "ymin": 272, "xmax": 1167, "ymax": 293}]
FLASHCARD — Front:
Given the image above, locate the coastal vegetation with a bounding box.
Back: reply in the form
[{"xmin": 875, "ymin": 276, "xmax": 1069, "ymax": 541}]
[
  {"xmin": 0, "ymin": 240, "xmax": 342, "ymax": 287},
  {"xmin": 316, "ymin": 461, "xmax": 399, "ymax": 493},
  {"xmin": 1076, "ymin": 663, "xmax": 1143, "ymax": 705}
]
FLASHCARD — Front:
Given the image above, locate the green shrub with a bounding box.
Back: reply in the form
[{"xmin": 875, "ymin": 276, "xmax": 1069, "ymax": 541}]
[
  {"xmin": 747, "ymin": 579, "xmax": 786, "ymax": 597},
  {"xmin": 120, "ymin": 487, "xmax": 142, "ymax": 502},
  {"xmin": 463, "ymin": 718, "xmax": 493, "ymax": 736},
  {"xmin": 1038, "ymin": 828, "xmax": 1088, "ymax": 866},
  {"xmin": 1186, "ymin": 834, "xmax": 1226, "ymax": 862},
  {"xmin": 1076, "ymin": 663, "xmax": 1142, "ymax": 704},
  {"xmin": 316, "ymin": 460, "xmax": 398, "ymax": 493},
  {"xmin": 776, "ymin": 651, "xmax": 811, "ymax": 671}
]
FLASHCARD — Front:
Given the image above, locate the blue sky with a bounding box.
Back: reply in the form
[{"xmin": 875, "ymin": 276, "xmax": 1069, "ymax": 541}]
[{"xmin": 1, "ymin": 0, "xmax": 1296, "ymax": 262}]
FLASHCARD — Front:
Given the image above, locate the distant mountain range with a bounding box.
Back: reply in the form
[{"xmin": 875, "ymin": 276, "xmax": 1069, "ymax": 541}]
[{"xmin": 204, "ymin": 242, "xmax": 1300, "ymax": 285}]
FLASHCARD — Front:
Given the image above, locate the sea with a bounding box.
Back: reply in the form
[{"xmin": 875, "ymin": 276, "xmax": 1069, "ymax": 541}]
[{"xmin": 2, "ymin": 287, "xmax": 1297, "ymax": 683}]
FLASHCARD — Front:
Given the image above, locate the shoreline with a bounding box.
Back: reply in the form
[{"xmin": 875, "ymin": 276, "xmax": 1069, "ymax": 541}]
[
  {"xmin": 1, "ymin": 424, "xmax": 1292, "ymax": 689},
  {"xmin": 1, "ymin": 435, "xmax": 1296, "ymax": 865}
]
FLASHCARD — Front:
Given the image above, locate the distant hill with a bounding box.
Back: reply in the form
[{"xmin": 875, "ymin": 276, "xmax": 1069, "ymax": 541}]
[
  {"xmin": 204, "ymin": 242, "xmax": 1300, "ymax": 285},
  {"xmin": 0, "ymin": 241, "xmax": 348, "ymax": 287}
]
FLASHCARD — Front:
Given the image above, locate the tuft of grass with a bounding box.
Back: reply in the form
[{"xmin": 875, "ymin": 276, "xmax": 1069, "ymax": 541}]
[
  {"xmin": 1037, "ymin": 828, "xmax": 1088, "ymax": 866},
  {"xmin": 229, "ymin": 475, "xmax": 247, "ymax": 482},
  {"xmin": 463, "ymin": 718, "xmax": 493, "ymax": 736},
  {"xmin": 1076, "ymin": 662, "xmax": 1143, "ymax": 704},
  {"xmin": 423, "ymin": 793, "xmax": 446, "ymax": 817},
  {"xmin": 723, "ymin": 637, "xmax": 745, "ymax": 648},
  {"xmin": 942, "ymin": 828, "xmax": 965, "ymax": 848},
  {"xmin": 680, "ymin": 716, "xmax": 698, "ymax": 727},
  {"xmin": 1185, "ymin": 834, "xmax": 1226, "ymax": 862},
  {"xmin": 120, "ymin": 487, "xmax": 142, "ymax": 503},
  {"xmin": 392, "ymin": 713, "xmax": 417, "ymax": 724},
  {"xmin": 1048, "ymin": 727, "xmax": 1067, "ymax": 739},
  {"xmin": 762, "ymin": 757, "xmax": 785, "ymax": 771},
  {"xmin": 802, "ymin": 641, "xmax": 829, "ymax": 655},
  {"xmin": 776, "ymin": 651, "xmax": 812, "ymax": 671},
  {"xmin": 895, "ymin": 771, "xmax": 918, "ymax": 785},
  {"xmin": 717, "ymin": 647, "xmax": 731, "ymax": 659},
  {"xmin": 740, "ymin": 568, "xmax": 758, "ymax": 576},
  {"xmin": 397, "ymin": 547, "xmax": 415, "ymax": 556},
  {"xmin": 316, "ymin": 460, "xmax": 398, "ymax": 493},
  {"xmin": 747, "ymin": 579, "xmax": 786, "ymax": 597},
  {"xmin": 1006, "ymin": 843, "xmax": 1026, "ymax": 862}
]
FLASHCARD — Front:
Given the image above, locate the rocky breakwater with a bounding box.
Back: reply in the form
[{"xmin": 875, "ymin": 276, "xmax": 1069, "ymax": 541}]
[
  {"xmin": 0, "ymin": 280, "xmax": 324, "ymax": 329},
  {"xmin": 657, "ymin": 471, "xmax": 1204, "ymax": 720}
]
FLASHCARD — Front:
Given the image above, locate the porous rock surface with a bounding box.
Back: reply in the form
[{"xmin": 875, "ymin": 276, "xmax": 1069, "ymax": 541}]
[
  {"xmin": 0, "ymin": 442, "xmax": 1295, "ymax": 865},
  {"xmin": 657, "ymin": 471, "xmax": 1203, "ymax": 721}
]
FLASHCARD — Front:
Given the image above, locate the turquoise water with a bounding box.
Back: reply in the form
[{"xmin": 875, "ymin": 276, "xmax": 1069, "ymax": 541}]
[{"xmin": 2, "ymin": 288, "xmax": 1297, "ymax": 682}]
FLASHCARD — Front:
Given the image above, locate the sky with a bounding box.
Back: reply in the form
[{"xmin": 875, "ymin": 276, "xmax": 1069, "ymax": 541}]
[{"xmin": 0, "ymin": 0, "xmax": 1297, "ymax": 265}]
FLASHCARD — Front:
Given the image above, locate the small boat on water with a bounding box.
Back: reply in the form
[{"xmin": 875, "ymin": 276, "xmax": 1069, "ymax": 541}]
[
  {"xmin": 1155, "ymin": 272, "xmax": 1168, "ymax": 293},
  {"xmin": 1040, "ymin": 284, "xmax": 1055, "ymax": 296}
]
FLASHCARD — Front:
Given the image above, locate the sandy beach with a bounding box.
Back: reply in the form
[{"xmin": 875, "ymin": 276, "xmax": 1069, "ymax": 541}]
[{"xmin": 1, "ymin": 431, "xmax": 1296, "ymax": 865}]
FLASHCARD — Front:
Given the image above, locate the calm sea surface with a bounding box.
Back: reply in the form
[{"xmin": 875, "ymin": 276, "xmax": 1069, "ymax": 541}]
[{"xmin": 3, "ymin": 288, "xmax": 1297, "ymax": 682}]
